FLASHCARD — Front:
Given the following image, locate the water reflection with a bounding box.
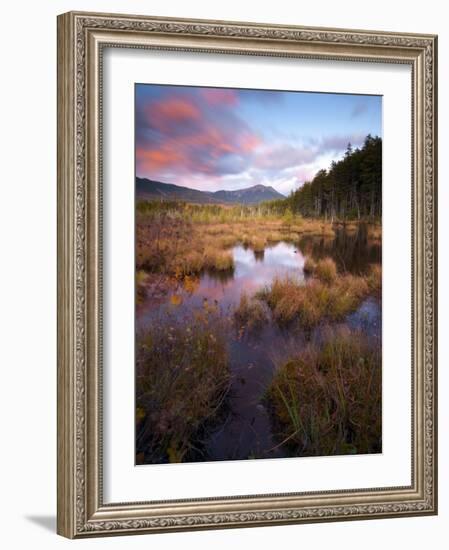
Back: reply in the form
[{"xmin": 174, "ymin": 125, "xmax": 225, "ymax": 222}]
[
  {"xmin": 253, "ymin": 249, "xmax": 265, "ymax": 262},
  {"xmin": 233, "ymin": 242, "xmax": 305, "ymax": 283},
  {"xmin": 166, "ymin": 242, "xmax": 305, "ymax": 315},
  {"xmin": 298, "ymin": 225, "xmax": 381, "ymax": 274},
  {"xmin": 138, "ymin": 228, "xmax": 380, "ymax": 324}
]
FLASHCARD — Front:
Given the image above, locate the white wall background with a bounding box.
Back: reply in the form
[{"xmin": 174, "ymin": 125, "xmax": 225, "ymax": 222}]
[{"xmin": 0, "ymin": 1, "xmax": 446, "ymax": 548}]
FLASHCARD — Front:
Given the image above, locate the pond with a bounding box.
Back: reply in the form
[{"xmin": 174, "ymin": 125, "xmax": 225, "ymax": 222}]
[
  {"xmin": 140, "ymin": 242, "xmax": 305, "ymax": 316},
  {"xmin": 298, "ymin": 224, "xmax": 381, "ymax": 274},
  {"xmin": 137, "ymin": 226, "xmax": 382, "ymax": 462}
]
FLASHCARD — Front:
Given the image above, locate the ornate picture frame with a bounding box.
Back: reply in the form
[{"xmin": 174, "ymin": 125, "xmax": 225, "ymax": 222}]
[{"xmin": 57, "ymin": 11, "xmax": 437, "ymax": 538}]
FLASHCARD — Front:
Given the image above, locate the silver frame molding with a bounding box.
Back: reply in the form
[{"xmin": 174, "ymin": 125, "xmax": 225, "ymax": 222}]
[{"xmin": 57, "ymin": 11, "xmax": 438, "ymax": 538}]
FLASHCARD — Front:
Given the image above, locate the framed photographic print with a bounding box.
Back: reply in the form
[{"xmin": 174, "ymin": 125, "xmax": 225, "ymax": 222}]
[{"xmin": 57, "ymin": 11, "xmax": 438, "ymax": 538}]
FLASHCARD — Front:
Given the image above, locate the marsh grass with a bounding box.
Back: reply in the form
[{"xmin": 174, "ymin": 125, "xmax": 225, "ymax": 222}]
[
  {"xmin": 136, "ymin": 212, "xmax": 236, "ymax": 280},
  {"xmin": 266, "ymin": 326, "xmax": 381, "ymax": 456},
  {"xmin": 367, "ymin": 224, "xmax": 382, "ymax": 241},
  {"xmin": 344, "ymin": 222, "xmax": 359, "ymax": 233},
  {"xmin": 258, "ymin": 263, "xmax": 380, "ymax": 328},
  {"xmin": 315, "ymin": 258, "xmax": 337, "ymax": 284},
  {"xmin": 249, "ymin": 236, "xmax": 267, "ymax": 252},
  {"xmin": 203, "ymin": 247, "xmax": 235, "ymax": 271},
  {"xmin": 135, "ymin": 202, "xmax": 338, "ymax": 299},
  {"xmin": 366, "ymin": 264, "xmax": 382, "ymax": 293},
  {"xmin": 266, "ymin": 231, "xmax": 285, "ymax": 243},
  {"xmin": 303, "ymin": 257, "xmax": 317, "ymax": 275},
  {"xmin": 234, "ymin": 293, "xmax": 270, "ymax": 334},
  {"xmin": 136, "ymin": 270, "xmax": 149, "ymax": 305},
  {"xmin": 136, "ymin": 307, "xmax": 232, "ymax": 463},
  {"xmin": 135, "ymin": 201, "xmax": 383, "ymax": 462}
]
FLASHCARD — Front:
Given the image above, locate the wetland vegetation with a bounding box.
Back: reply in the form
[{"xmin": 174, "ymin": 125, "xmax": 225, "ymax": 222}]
[{"xmin": 135, "ymin": 199, "xmax": 382, "ymax": 463}]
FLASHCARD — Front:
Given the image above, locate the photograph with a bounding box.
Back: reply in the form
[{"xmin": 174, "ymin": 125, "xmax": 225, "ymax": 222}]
[
  {"xmin": 134, "ymin": 84, "xmax": 383, "ymax": 465},
  {"xmin": 54, "ymin": 8, "xmax": 437, "ymax": 539}
]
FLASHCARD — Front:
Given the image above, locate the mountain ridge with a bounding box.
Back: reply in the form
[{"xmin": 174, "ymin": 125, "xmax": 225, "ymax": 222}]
[{"xmin": 136, "ymin": 177, "xmax": 285, "ymax": 205}]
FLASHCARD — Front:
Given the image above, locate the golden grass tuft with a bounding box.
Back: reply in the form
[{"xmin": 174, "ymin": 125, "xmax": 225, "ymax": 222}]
[
  {"xmin": 367, "ymin": 224, "xmax": 382, "ymax": 241},
  {"xmin": 250, "ymin": 236, "xmax": 267, "ymax": 252},
  {"xmin": 178, "ymin": 250, "xmax": 204, "ymax": 276},
  {"xmin": 315, "ymin": 258, "xmax": 337, "ymax": 284},
  {"xmin": 266, "ymin": 231, "xmax": 284, "ymax": 243},
  {"xmin": 259, "ymin": 264, "xmax": 378, "ymax": 328},
  {"xmin": 366, "ymin": 264, "xmax": 382, "ymax": 292},
  {"xmin": 234, "ymin": 293, "xmax": 269, "ymax": 332},
  {"xmin": 203, "ymin": 247, "xmax": 234, "ymax": 271},
  {"xmin": 303, "ymin": 257, "xmax": 317, "ymax": 275}
]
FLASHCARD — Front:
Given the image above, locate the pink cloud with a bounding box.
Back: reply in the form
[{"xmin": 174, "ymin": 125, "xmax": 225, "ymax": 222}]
[
  {"xmin": 240, "ymin": 133, "xmax": 261, "ymax": 153},
  {"xmin": 138, "ymin": 94, "xmax": 262, "ymax": 179},
  {"xmin": 199, "ymin": 88, "xmax": 239, "ymax": 106},
  {"xmin": 136, "ymin": 146, "xmax": 185, "ymax": 172},
  {"xmin": 137, "ymin": 88, "xmax": 265, "ymax": 186},
  {"xmin": 145, "ymin": 97, "xmax": 201, "ymax": 133}
]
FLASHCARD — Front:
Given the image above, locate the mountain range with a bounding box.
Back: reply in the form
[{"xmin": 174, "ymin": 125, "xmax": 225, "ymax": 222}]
[{"xmin": 136, "ymin": 177, "xmax": 285, "ymax": 205}]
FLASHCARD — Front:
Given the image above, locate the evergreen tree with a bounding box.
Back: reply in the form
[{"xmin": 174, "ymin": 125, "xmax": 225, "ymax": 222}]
[{"xmin": 263, "ymin": 135, "xmax": 382, "ymax": 220}]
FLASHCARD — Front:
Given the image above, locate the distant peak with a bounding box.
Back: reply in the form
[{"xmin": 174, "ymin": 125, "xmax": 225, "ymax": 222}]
[
  {"xmin": 244, "ymin": 184, "xmax": 278, "ymax": 192},
  {"xmin": 136, "ymin": 177, "xmax": 285, "ymax": 204}
]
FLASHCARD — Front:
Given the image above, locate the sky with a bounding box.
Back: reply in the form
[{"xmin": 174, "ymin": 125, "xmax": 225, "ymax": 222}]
[{"xmin": 135, "ymin": 84, "xmax": 382, "ymax": 196}]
